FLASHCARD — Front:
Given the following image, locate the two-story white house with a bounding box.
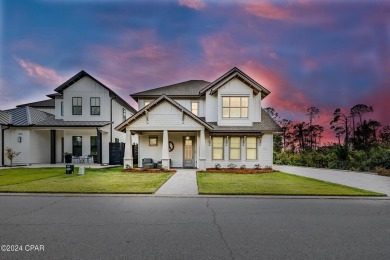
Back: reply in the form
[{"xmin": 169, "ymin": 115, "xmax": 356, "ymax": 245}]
[
  {"xmin": 116, "ymin": 67, "xmax": 281, "ymax": 170},
  {"xmin": 1, "ymin": 70, "xmax": 136, "ymax": 166}
]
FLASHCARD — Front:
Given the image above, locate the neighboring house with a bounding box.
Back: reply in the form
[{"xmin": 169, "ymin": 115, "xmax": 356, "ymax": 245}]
[
  {"xmin": 116, "ymin": 67, "xmax": 281, "ymax": 170},
  {"xmin": 0, "ymin": 110, "xmax": 11, "ymax": 166},
  {"xmin": 1, "ymin": 70, "xmax": 136, "ymax": 166}
]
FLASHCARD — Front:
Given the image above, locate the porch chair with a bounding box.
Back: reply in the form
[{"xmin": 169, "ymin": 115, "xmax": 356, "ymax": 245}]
[{"xmin": 142, "ymin": 158, "xmax": 155, "ymax": 169}]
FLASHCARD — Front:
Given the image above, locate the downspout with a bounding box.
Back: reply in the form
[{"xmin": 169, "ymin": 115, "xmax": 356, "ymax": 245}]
[
  {"xmin": 1, "ymin": 126, "xmax": 10, "ymax": 166},
  {"xmin": 110, "ymin": 96, "xmax": 117, "ymax": 143}
]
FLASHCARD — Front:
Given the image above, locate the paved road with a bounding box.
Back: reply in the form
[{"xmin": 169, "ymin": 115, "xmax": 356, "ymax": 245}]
[
  {"xmin": 0, "ymin": 196, "xmax": 389, "ymax": 260},
  {"xmin": 274, "ymin": 165, "xmax": 390, "ymax": 196},
  {"xmin": 155, "ymin": 169, "xmax": 198, "ymax": 195}
]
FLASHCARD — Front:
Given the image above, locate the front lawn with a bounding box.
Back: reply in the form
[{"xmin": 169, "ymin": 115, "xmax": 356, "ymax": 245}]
[
  {"xmin": 0, "ymin": 167, "xmax": 173, "ymax": 194},
  {"xmin": 197, "ymin": 172, "xmax": 385, "ymax": 196}
]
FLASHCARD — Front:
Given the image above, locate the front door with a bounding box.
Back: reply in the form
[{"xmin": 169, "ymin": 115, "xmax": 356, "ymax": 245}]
[{"xmin": 183, "ymin": 136, "xmax": 195, "ymax": 168}]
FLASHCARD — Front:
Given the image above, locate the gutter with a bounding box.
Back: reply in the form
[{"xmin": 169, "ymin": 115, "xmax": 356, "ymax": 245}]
[{"xmin": 110, "ymin": 96, "xmax": 117, "ymax": 142}]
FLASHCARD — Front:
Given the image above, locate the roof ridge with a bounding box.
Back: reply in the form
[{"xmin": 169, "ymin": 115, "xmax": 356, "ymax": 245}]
[{"xmin": 25, "ymin": 106, "xmax": 32, "ymax": 125}]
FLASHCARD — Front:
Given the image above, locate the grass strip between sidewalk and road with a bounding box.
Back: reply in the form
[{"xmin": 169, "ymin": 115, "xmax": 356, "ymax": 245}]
[
  {"xmin": 0, "ymin": 167, "xmax": 173, "ymax": 194},
  {"xmin": 197, "ymin": 171, "xmax": 385, "ymax": 196}
]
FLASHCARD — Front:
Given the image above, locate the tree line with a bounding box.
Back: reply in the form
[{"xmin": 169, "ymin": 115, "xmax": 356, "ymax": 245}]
[{"xmin": 266, "ymin": 104, "xmax": 390, "ymax": 175}]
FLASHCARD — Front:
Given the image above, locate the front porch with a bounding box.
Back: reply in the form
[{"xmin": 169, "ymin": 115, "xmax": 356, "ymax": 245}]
[{"xmin": 124, "ymin": 129, "xmax": 206, "ymax": 170}]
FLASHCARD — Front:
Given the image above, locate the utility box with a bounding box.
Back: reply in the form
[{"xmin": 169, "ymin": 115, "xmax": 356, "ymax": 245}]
[
  {"xmin": 66, "ymin": 165, "xmax": 74, "ymax": 174},
  {"xmin": 78, "ymin": 167, "xmax": 85, "ymax": 175}
]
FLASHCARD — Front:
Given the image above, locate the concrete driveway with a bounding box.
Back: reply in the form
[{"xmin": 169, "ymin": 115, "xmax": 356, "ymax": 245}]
[{"xmin": 274, "ymin": 165, "xmax": 390, "ymax": 196}]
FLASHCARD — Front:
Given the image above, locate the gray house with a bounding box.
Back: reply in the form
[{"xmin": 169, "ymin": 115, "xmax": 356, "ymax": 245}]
[{"xmin": 117, "ymin": 67, "xmax": 281, "ymax": 170}]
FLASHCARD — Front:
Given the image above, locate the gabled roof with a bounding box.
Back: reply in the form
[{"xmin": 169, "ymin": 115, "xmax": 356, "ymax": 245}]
[
  {"xmin": 130, "ymin": 80, "xmax": 210, "ymax": 101},
  {"xmin": 199, "ymin": 67, "xmax": 271, "ymax": 98},
  {"xmin": 0, "ymin": 110, "xmax": 10, "ymax": 125},
  {"xmin": 116, "ymin": 94, "xmax": 213, "ymax": 132},
  {"xmin": 17, "ymin": 99, "xmax": 55, "ymax": 108},
  {"xmin": 54, "ymin": 70, "xmax": 136, "ymax": 114}
]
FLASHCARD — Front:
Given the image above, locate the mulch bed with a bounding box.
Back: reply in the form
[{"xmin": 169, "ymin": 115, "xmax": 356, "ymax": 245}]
[
  {"xmin": 122, "ymin": 169, "xmax": 177, "ymax": 173},
  {"xmin": 199, "ymin": 168, "xmax": 277, "ymax": 174}
]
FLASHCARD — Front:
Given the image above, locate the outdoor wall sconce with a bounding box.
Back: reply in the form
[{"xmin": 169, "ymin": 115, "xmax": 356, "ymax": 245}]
[{"xmin": 17, "ymin": 136, "xmax": 22, "ymax": 143}]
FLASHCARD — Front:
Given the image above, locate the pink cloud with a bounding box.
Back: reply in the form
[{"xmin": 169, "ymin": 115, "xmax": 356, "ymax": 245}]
[
  {"xmin": 178, "ymin": 0, "xmax": 205, "ymax": 10},
  {"xmin": 16, "ymin": 58, "xmax": 64, "ymax": 86},
  {"xmin": 243, "ymin": 0, "xmax": 292, "ymax": 21}
]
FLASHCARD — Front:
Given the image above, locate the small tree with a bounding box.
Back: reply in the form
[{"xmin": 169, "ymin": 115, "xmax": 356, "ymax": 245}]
[{"xmin": 5, "ymin": 147, "xmax": 21, "ymax": 167}]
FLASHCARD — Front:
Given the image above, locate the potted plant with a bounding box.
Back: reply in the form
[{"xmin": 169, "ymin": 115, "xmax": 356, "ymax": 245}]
[
  {"xmin": 90, "ymin": 151, "xmax": 98, "ymax": 163},
  {"xmin": 64, "ymin": 152, "xmax": 72, "ymax": 163}
]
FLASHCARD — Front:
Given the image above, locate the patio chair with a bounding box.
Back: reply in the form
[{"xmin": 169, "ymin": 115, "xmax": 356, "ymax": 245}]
[
  {"xmin": 72, "ymin": 156, "xmax": 80, "ymax": 164},
  {"xmin": 142, "ymin": 158, "xmax": 155, "ymax": 169}
]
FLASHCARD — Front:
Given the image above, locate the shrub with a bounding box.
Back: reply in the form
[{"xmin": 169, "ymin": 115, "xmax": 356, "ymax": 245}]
[
  {"xmin": 227, "ymin": 163, "xmax": 236, "ymax": 169},
  {"xmin": 5, "ymin": 147, "xmax": 21, "ymax": 167},
  {"xmin": 374, "ymin": 167, "xmax": 390, "ymax": 176},
  {"xmin": 240, "ymin": 164, "xmax": 246, "ymax": 169},
  {"xmin": 214, "ymin": 163, "xmax": 221, "ymax": 170}
]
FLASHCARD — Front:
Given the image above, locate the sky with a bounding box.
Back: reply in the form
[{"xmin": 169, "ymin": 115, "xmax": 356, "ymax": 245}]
[{"xmin": 1, "ymin": 0, "xmax": 389, "ymax": 143}]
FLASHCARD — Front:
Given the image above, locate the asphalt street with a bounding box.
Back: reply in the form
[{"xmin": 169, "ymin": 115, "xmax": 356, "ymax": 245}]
[{"xmin": 0, "ymin": 196, "xmax": 389, "ymax": 260}]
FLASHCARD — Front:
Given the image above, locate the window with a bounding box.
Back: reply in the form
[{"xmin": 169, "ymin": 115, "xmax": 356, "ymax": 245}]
[
  {"xmin": 222, "ymin": 97, "xmax": 248, "ymax": 118},
  {"xmin": 72, "ymin": 136, "xmax": 82, "ymax": 156},
  {"xmin": 246, "ymin": 137, "xmax": 257, "ymax": 160},
  {"xmin": 90, "ymin": 136, "xmax": 97, "ymax": 155},
  {"xmin": 144, "ymin": 101, "xmax": 151, "ymax": 106},
  {"xmin": 229, "ymin": 137, "xmax": 241, "ymax": 160},
  {"xmin": 149, "ymin": 136, "xmax": 158, "ymax": 146},
  {"xmin": 122, "ymin": 108, "xmax": 126, "ymax": 121},
  {"xmin": 61, "ymin": 102, "xmax": 64, "ymax": 116},
  {"xmin": 212, "ymin": 137, "xmax": 224, "ymax": 160},
  {"xmin": 72, "ymin": 97, "xmax": 82, "ymax": 115},
  {"xmin": 191, "ymin": 101, "xmax": 199, "ymax": 116},
  {"xmin": 90, "ymin": 97, "xmax": 100, "ymax": 115}
]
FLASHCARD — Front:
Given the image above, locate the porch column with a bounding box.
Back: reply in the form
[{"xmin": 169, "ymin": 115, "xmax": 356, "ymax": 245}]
[
  {"xmin": 161, "ymin": 130, "xmax": 170, "ymax": 169},
  {"xmin": 123, "ymin": 129, "xmax": 133, "ymax": 169},
  {"xmin": 198, "ymin": 129, "xmax": 206, "ymax": 170},
  {"xmin": 50, "ymin": 130, "xmax": 56, "ymax": 164}
]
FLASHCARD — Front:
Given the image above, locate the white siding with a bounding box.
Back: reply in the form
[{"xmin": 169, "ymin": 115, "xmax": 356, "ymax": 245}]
[
  {"xmin": 216, "ymin": 78, "xmax": 258, "ymax": 126},
  {"xmin": 111, "ymin": 99, "xmax": 131, "ymax": 143},
  {"xmin": 54, "ymin": 97, "xmax": 64, "ymax": 119},
  {"xmin": 205, "ymin": 90, "xmax": 218, "ymax": 122},
  {"xmin": 3, "ymin": 129, "xmax": 30, "ymax": 165},
  {"xmin": 129, "ymin": 102, "xmax": 204, "ymax": 131},
  {"xmin": 204, "ymin": 133, "xmax": 273, "ymax": 168},
  {"xmin": 62, "ymin": 77, "xmax": 111, "ymax": 122},
  {"xmin": 29, "ymin": 130, "xmax": 50, "ymax": 164},
  {"xmin": 138, "ymin": 132, "xmax": 194, "ymax": 168}
]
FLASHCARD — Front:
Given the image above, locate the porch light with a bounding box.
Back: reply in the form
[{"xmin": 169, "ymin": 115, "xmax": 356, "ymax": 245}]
[{"xmin": 185, "ymin": 135, "xmax": 190, "ymax": 140}]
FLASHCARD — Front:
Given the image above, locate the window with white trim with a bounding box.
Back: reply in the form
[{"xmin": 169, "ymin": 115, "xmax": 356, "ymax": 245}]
[
  {"xmin": 191, "ymin": 101, "xmax": 199, "ymax": 116},
  {"xmin": 212, "ymin": 137, "xmax": 224, "ymax": 160},
  {"xmin": 222, "ymin": 97, "xmax": 248, "ymax": 118},
  {"xmin": 229, "ymin": 137, "xmax": 241, "ymax": 160},
  {"xmin": 246, "ymin": 137, "xmax": 257, "ymax": 160}
]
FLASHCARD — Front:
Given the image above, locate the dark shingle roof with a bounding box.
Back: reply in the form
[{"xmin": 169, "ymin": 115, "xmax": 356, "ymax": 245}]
[
  {"xmin": 0, "ymin": 110, "xmax": 10, "ymax": 125},
  {"xmin": 116, "ymin": 94, "xmax": 213, "ymax": 132},
  {"xmin": 17, "ymin": 99, "xmax": 55, "ymax": 108},
  {"xmin": 130, "ymin": 80, "xmax": 210, "ymax": 101},
  {"xmin": 54, "ymin": 70, "xmax": 136, "ymax": 114},
  {"xmin": 200, "ymin": 67, "xmax": 271, "ymax": 99},
  {"xmin": 207, "ymin": 108, "xmax": 282, "ymax": 133}
]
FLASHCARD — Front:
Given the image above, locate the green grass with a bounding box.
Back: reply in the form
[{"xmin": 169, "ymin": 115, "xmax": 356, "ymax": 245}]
[
  {"xmin": 197, "ymin": 172, "xmax": 385, "ymax": 196},
  {"xmin": 0, "ymin": 167, "xmax": 173, "ymax": 194}
]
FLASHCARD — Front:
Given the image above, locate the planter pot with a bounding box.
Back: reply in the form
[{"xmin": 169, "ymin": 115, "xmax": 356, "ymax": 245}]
[{"xmin": 65, "ymin": 156, "xmax": 72, "ymax": 163}]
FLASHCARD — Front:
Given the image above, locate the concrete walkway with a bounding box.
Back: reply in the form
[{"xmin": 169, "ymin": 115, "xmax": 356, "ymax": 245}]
[
  {"xmin": 273, "ymin": 165, "xmax": 390, "ymax": 196},
  {"xmin": 155, "ymin": 169, "xmax": 198, "ymax": 195}
]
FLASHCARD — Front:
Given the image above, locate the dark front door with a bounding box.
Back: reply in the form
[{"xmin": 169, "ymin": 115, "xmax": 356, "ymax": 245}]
[{"xmin": 183, "ymin": 136, "xmax": 195, "ymax": 168}]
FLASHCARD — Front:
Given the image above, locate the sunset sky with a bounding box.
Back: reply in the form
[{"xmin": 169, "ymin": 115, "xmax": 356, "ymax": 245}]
[{"xmin": 1, "ymin": 0, "xmax": 389, "ymax": 143}]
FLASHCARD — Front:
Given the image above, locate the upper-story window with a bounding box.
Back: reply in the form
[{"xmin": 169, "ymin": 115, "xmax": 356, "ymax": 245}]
[
  {"xmin": 222, "ymin": 97, "xmax": 248, "ymax": 118},
  {"xmin": 72, "ymin": 97, "xmax": 82, "ymax": 115},
  {"xmin": 191, "ymin": 101, "xmax": 199, "ymax": 116},
  {"xmin": 122, "ymin": 108, "xmax": 126, "ymax": 121},
  {"xmin": 90, "ymin": 97, "xmax": 100, "ymax": 115},
  {"xmin": 60, "ymin": 102, "xmax": 64, "ymax": 116}
]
